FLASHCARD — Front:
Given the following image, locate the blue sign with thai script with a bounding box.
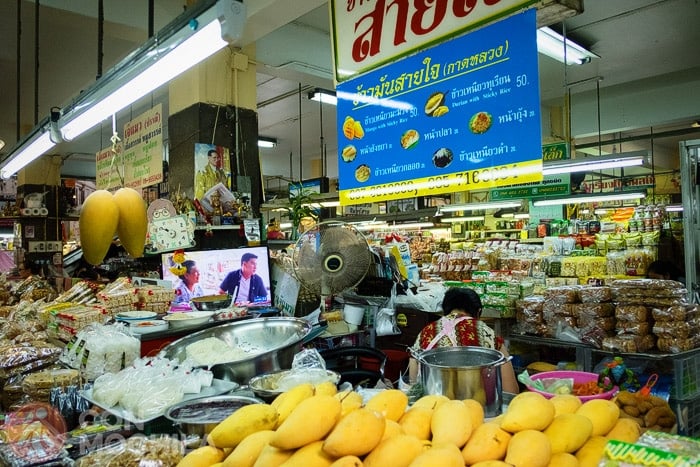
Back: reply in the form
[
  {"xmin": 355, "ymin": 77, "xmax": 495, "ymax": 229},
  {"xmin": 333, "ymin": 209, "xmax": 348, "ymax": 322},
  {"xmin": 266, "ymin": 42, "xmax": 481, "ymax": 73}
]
[{"xmin": 336, "ymin": 9, "xmax": 542, "ymax": 202}]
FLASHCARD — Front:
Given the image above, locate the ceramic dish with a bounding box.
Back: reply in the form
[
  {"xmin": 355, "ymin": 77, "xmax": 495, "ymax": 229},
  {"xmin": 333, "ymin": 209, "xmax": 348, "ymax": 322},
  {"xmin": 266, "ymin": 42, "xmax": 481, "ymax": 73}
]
[
  {"xmin": 129, "ymin": 319, "xmax": 168, "ymax": 334},
  {"xmin": 116, "ymin": 310, "xmax": 158, "ymax": 322},
  {"xmin": 163, "ymin": 311, "xmax": 214, "ymax": 329}
]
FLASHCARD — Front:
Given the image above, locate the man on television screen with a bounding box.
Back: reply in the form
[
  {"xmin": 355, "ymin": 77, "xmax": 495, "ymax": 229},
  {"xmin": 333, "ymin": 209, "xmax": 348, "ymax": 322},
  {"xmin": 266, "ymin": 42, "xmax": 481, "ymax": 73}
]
[{"xmin": 219, "ymin": 252, "xmax": 268, "ymax": 304}]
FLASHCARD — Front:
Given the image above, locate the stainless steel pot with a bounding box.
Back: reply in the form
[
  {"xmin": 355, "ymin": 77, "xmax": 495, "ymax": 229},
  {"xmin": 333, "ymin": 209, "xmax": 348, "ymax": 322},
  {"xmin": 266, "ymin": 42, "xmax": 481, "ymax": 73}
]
[
  {"xmin": 159, "ymin": 317, "xmax": 312, "ymax": 384},
  {"xmin": 414, "ymin": 346, "xmax": 508, "ymax": 417}
]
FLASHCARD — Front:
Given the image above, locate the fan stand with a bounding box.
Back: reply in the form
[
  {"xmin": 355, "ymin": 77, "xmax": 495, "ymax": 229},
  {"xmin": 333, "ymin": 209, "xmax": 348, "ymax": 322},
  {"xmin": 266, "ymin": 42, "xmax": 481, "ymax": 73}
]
[{"xmin": 320, "ymin": 253, "xmax": 344, "ymax": 312}]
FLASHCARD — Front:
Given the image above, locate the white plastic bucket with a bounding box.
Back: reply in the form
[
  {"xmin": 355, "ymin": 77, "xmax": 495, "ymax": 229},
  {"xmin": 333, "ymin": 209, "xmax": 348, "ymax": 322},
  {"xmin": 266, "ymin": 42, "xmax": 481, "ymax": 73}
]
[{"xmin": 343, "ymin": 304, "xmax": 366, "ymax": 326}]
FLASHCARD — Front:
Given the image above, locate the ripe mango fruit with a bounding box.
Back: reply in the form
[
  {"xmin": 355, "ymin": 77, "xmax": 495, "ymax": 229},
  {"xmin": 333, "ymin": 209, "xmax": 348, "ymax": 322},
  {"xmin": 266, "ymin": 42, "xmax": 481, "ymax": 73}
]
[
  {"xmin": 271, "ymin": 395, "xmax": 341, "ymax": 450},
  {"xmin": 253, "ymin": 444, "xmax": 293, "ymax": 467},
  {"xmin": 342, "ymin": 117, "xmax": 355, "ymax": 139},
  {"xmin": 112, "ymin": 187, "xmax": 147, "ymax": 258},
  {"xmin": 462, "ymin": 398, "xmax": 485, "ymax": 428},
  {"xmin": 314, "ymin": 381, "xmax": 338, "ymax": 397},
  {"xmin": 605, "ymin": 417, "xmax": 641, "ymax": 443},
  {"xmin": 178, "ymin": 445, "xmax": 225, "ymax": 467},
  {"xmin": 79, "ymin": 190, "xmax": 119, "ymax": 265},
  {"xmin": 412, "ymin": 394, "xmax": 449, "ymax": 410},
  {"xmin": 408, "ymin": 444, "xmax": 463, "ymax": 467},
  {"xmin": 575, "ymin": 399, "xmax": 620, "ymax": 436},
  {"xmin": 550, "ymin": 394, "xmax": 583, "ymax": 417},
  {"xmin": 329, "ymin": 456, "xmax": 363, "ymax": 467},
  {"xmin": 398, "ymin": 406, "xmax": 433, "ymax": 440},
  {"xmin": 271, "ymin": 383, "xmax": 314, "ymax": 427},
  {"xmin": 364, "ymin": 389, "xmax": 408, "ymax": 422},
  {"xmin": 223, "ymin": 430, "xmax": 275, "ymax": 467},
  {"xmin": 431, "ymin": 400, "xmax": 473, "ymax": 448},
  {"xmin": 471, "ymin": 462, "xmax": 512, "ymax": 467},
  {"xmin": 461, "ymin": 422, "xmax": 511, "ymax": 465},
  {"xmin": 323, "ymin": 407, "xmax": 385, "ymax": 457},
  {"xmin": 504, "ymin": 429, "xmax": 552, "ymax": 467},
  {"xmin": 335, "ymin": 390, "xmax": 363, "ymax": 417},
  {"xmin": 382, "ymin": 419, "xmax": 404, "ymax": 440},
  {"xmin": 209, "ymin": 403, "xmax": 278, "ymax": 449},
  {"xmin": 575, "ymin": 435, "xmax": 608, "ymax": 467},
  {"xmin": 363, "ymin": 434, "xmax": 424, "ymax": 467},
  {"xmin": 500, "ymin": 392, "xmax": 555, "ymax": 432},
  {"xmin": 282, "ymin": 440, "xmax": 335, "ymax": 467},
  {"xmin": 543, "ymin": 413, "xmax": 593, "ymax": 453},
  {"xmin": 547, "ymin": 452, "xmax": 579, "ymax": 467}
]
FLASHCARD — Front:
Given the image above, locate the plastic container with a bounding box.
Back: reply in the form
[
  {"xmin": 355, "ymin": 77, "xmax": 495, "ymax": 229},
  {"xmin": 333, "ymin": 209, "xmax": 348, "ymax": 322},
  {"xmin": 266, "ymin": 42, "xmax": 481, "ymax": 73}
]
[
  {"xmin": 527, "ymin": 370, "xmax": 617, "ymax": 402},
  {"xmin": 343, "ymin": 304, "xmax": 365, "ymax": 326}
]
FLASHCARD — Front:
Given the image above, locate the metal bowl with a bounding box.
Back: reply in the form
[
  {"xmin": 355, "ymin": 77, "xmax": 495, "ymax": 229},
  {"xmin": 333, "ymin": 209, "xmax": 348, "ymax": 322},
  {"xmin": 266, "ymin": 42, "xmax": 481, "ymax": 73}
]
[
  {"xmin": 165, "ymin": 394, "xmax": 262, "ymax": 441},
  {"xmin": 248, "ymin": 369, "xmax": 341, "ymax": 402},
  {"xmin": 159, "ymin": 317, "xmax": 312, "ymax": 384},
  {"xmin": 191, "ymin": 294, "xmax": 232, "ymax": 311}
]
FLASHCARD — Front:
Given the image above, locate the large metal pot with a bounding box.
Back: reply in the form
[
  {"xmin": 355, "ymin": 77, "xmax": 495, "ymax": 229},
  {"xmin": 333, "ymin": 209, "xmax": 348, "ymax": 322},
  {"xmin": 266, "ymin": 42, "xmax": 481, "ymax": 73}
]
[
  {"xmin": 415, "ymin": 346, "xmax": 508, "ymax": 417},
  {"xmin": 159, "ymin": 317, "xmax": 312, "ymax": 384}
]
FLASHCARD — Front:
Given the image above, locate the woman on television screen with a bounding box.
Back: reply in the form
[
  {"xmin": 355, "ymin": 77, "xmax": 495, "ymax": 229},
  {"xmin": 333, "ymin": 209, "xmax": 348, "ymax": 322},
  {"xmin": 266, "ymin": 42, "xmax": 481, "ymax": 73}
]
[
  {"xmin": 174, "ymin": 260, "xmax": 205, "ymax": 303},
  {"xmin": 219, "ymin": 252, "xmax": 268, "ymax": 305}
]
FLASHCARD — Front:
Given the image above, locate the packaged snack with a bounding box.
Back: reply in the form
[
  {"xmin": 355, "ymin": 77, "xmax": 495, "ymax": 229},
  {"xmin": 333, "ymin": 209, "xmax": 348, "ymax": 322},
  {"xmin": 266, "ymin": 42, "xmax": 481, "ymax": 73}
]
[
  {"xmin": 574, "ymin": 302, "xmax": 615, "ymax": 317},
  {"xmin": 602, "ymin": 334, "xmax": 655, "ymax": 353},
  {"xmin": 652, "ymin": 317, "xmax": 700, "ymax": 338},
  {"xmin": 543, "ymin": 302, "xmax": 577, "ymax": 318},
  {"xmin": 578, "ymin": 316, "xmax": 616, "ymax": 331},
  {"xmin": 543, "ymin": 286, "xmax": 580, "ymax": 304},
  {"xmin": 651, "ymin": 304, "xmax": 699, "ymax": 321},
  {"xmin": 615, "ymin": 321, "xmax": 651, "ymax": 336},
  {"xmin": 656, "ymin": 336, "xmax": 700, "ymax": 353},
  {"xmin": 615, "ymin": 305, "xmax": 649, "ymax": 322}
]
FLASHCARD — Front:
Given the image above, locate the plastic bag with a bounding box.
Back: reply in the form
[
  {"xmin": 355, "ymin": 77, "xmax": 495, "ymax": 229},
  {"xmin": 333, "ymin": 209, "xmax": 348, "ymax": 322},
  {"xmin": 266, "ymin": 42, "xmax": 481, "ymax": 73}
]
[{"xmin": 375, "ymin": 307, "xmax": 400, "ymax": 336}]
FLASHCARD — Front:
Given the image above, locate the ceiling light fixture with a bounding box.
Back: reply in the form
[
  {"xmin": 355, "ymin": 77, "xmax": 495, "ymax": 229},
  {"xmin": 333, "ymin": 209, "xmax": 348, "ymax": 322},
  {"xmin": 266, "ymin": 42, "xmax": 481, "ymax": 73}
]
[
  {"xmin": 532, "ymin": 191, "xmax": 646, "ymax": 207},
  {"xmin": 392, "ymin": 221, "xmax": 434, "ymax": 229},
  {"xmin": 308, "ymin": 88, "xmax": 337, "ymax": 106},
  {"xmin": 440, "ymin": 200, "xmax": 523, "ymax": 213},
  {"xmin": 666, "ymin": 205, "xmax": 683, "ymax": 212},
  {"xmin": 443, "ymin": 216, "xmax": 486, "ymax": 223},
  {"xmin": 542, "ymin": 151, "xmax": 649, "ymax": 175},
  {"xmin": 514, "ymin": 213, "xmax": 530, "ymax": 219},
  {"xmin": 58, "ymin": 0, "xmax": 246, "ymax": 142},
  {"xmin": 257, "ymin": 136, "xmax": 277, "ymax": 148},
  {"xmin": 0, "ymin": 118, "xmax": 56, "ymax": 179},
  {"xmin": 0, "ymin": 139, "xmax": 5, "ymax": 151},
  {"xmin": 537, "ymin": 26, "xmax": 597, "ymax": 65}
]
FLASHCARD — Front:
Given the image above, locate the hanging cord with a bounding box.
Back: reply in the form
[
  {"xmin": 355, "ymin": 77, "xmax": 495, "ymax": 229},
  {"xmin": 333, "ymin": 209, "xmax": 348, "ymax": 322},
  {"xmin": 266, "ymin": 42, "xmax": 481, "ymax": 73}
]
[
  {"xmin": 34, "ymin": 0, "xmax": 39, "ymax": 125},
  {"xmin": 211, "ymin": 105, "xmax": 220, "ymax": 145},
  {"xmin": 97, "ymin": 0, "xmax": 103, "ymax": 79},
  {"xmin": 16, "ymin": 0, "xmax": 21, "ymax": 141},
  {"xmin": 298, "ymin": 83, "xmax": 303, "ymax": 181},
  {"xmin": 319, "ymin": 96, "xmax": 325, "ymax": 177},
  {"xmin": 107, "ymin": 114, "xmax": 124, "ymax": 188}
]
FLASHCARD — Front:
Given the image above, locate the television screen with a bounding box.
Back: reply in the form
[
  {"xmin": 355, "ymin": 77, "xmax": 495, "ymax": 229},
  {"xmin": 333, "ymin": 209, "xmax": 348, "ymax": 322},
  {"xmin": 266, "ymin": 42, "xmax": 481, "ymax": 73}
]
[{"xmin": 161, "ymin": 246, "xmax": 273, "ymax": 307}]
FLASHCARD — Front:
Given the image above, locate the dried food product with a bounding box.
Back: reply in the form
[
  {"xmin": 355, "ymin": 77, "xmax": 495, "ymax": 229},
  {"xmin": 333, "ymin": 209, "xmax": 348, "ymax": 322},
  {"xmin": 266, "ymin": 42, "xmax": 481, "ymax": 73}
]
[
  {"xmin": 615, "ymin": 321, "xmax": 651, "ymax": 336},
  {"xmin": 513, "ymin": 321, "xmax": 548, "ymax": 336},
  {"xmin": 602, "ymin": 334, "xmax": 655, "ymax": 353},
  {"xmin": 652, "ymin": 317, "xmax": 700, "ymax": 338},
  {"xmin": 76, "ymin": 435, "xmax": 184, "ymax": 466},
  {"xmin": 543, "ymin": 285, "xmax": 580, "ymax": 304},
  {"xmin": 656, "ymin": 336, "xmax": 700, "ymax": 352},
  {"xmin": 543, "ymin": 302, "xmax": 577, "ymax": 317},
  {"xmin": 612, "ymin": 278, "xmax": 685, "ymax": 289},
  {"xmin": 0, "ymin": 343, "xmax": 62, "ymax": 378},
  {"xmin": 578, "ymin": 316, "xmax": 616, "ymax": 331},
  {"xmin": 574, "ymin": 302, "xmax": 615, "ymax": 318},
  {"xmin": 578, "ymin": 286, "xmax": 613, "ymax": 303},
  {"xmin": 615, "ymin": 295, "xmax": 687, "ymax": 307},
  {"xmin": 651, "ymin": 304, "xmax": 699, "ymax": 321},
  {"xmin": 615, "ymin": 305, "xmax": 649, "ymax": 322}
]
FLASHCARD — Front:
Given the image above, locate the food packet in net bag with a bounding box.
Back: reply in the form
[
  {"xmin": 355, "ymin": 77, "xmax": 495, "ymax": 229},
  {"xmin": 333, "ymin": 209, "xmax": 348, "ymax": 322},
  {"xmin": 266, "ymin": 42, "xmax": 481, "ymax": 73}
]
[{"xmin": 291, "ymin": 348, "xmax": 326, "ymax": 371}]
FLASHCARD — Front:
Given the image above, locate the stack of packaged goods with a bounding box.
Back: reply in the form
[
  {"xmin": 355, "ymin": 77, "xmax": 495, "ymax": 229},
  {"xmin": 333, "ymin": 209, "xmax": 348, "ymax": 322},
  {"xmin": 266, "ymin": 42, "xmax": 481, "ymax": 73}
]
[
  {"xmin": 542, "ymin": 286, "xmax": 580, "ymax": 337},
  {"xmin": 21, "ymin": 368, "xmax": 81, "ymax": 403},
  {"xmin": 514, "ymin": 295, "xmax": 546, "ymax": 335},
  {"xmin": 652, "ymin": 304, "xmax": 700, "ymax": 353},
  {"xmin": 43, "ymin": 303, "xmax": 111, "ymax": 342},
  {"xmin": 95, "ymin": 277, "xmax": 139, "ymax": 315},
  {"xmin": 135, "ymin": 285, "xmax": 175, "ymax": 313},
  {"xmin": 576, "ymin": 286, "xmax": 616, "ymax": 347}
]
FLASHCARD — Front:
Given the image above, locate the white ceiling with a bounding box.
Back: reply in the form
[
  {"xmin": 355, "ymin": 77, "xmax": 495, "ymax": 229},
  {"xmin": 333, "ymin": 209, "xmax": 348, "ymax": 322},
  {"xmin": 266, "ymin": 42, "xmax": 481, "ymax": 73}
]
[{"xmin": 1, "ymin": 0, "xmax": 700, "ymax": 185}]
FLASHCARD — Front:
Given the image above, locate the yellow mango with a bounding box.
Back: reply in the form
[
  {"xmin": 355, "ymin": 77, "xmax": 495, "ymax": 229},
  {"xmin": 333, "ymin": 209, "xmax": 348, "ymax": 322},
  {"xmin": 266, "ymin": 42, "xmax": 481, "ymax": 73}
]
[
  {"xmin": 575, "ymin": 435, "xmax": 608, "ymax": 467},
  {"xmin": 548, "ymin": 452, "xmax": 579, "ymax": 467},
  {"xmin": 79, "ymin": 190, "xmax": 119, "ymax": 265},
  {"xmin": 363, "ymin": 434, "xmax": 424, "ymax": 467},
  {"xmin": 500, "ymin": 392, "xmax": 555, "ymax": 433},
  {"xmin": 342, "ymin": 117, "xmax": 355, "ymax": 139},
  {"xmin": 335, "ymin": 390, "xmax": 363, "ymax": 417},
  {"xmin": 323, "ymin": 407, "xmax": 385, "ymax": 457},
  {"xmin": 113, "ymin": 187, "xmax": 147, "ymax": 258},
  {"xmin": 461, "ymin": 422, "xmax": 511, "ymax": 465},
  {"xmin": 329, "ymin": 456, "xmax": 363, "ymax": 467},
  {"xmin": 505, "ymin": 429, "xmax": 552, "ymax": 467},
  {"xmin": 471, "ymin": 462, "xmax": 512, "ymax": 467},
  {"xmin": 271, "ymin": 383, "xmax": 315, "ymax": 427},
  {"xmin": 605, "ymin": 418, "xmax": 641, "ymax": 443},
  {"xmin": 314, "ymin": 381, "xmax": 338, "ymax": 397},
  {"xmin": 575, "ymin": 399, "xmax": 620, "ymax": 436},
  {"xmin": 462, "ymin": 398, "xmax": 485, "ymax": 428},
  {"xmin": 408, "ymin": 444, "xmax": 463, "ymax": 467},
  {"xmin": 412, "ymin": 394, "xmax": 449, "ymax": 410},
  {"xmin": 365, "ymin": 389, "xmax": 408, "ymax": 422},
  {"xmin": 271, "ymin": 395, "xmax": 341, "ymax": 450},
  {"xmin": 178, "ymin": 445, "xmax": 225, "ymax": 467},
  {"xmin": 281, "ymin": 440, "xmax": 335, "ymax": 467},
  {"xmin": 382, "ymin": 419, "xmax": 404, "ymax": 440},
  {"xmin": 398, "ymin": 407, "xmax": 433, "ymax": 440},
  {"xmin": 550, "ymin": 394, "xmax": 583, "ymax": 417},
  {"xmin": 431, "ymin": 400, "xmax": 473, "ymax": 448},
  {"xmin": 223, "ymin": 430, "xmax": 275, "ymax": 467},
  {"xmin": 209, "ymin": 404, "xmax": 278, "ymax": 449},
  {"xmin": 253, "ymin": 444, "xmax": 294, "ymax": 467},
  {"xmin": 543, "ymin": 413, "xmax": 593, "ymax": 453}
]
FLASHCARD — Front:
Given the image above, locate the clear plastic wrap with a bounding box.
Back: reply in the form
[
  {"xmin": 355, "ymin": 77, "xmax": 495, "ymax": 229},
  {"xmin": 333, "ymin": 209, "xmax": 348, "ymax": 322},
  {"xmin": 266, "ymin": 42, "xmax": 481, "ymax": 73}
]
[
  {"xmin": 602, "ymin": 334, "xmax": 655, "ymax": 353},
  {"xmin": 577, "ymin": 316, "xmax": 616, "ymax": 331},
  {"xmin": 656, "ymin": 336, "xmax": 700, "ymax": 353},
  {"xmin": 652, "ymin": 317, "xmax": 700, "ymax": 338},
  {"xmin": 543, "ymin": 302, "xmax": 577, "ymax": 317},
  {"xmin": 574, "ymin": 303, "xmax": 615, "ymax": 318},
  {"xmin": 75, "ymin": 435, "xmax": 184, "ymax": 466},
  {"xmin": 543, "ymin": 286, "xmax": 580, "ymax": 304},
  {"xmin": 612, "ymin": 278, "xmax": 685, "ymax": 289},
  {"xmin": 578, "ymin": 286, "xmax": 613, "ymax": 303},
  {"xmin": 651, "ymin": 304, "xmax": 699, "ymax": 321},
  {"xmin": 512, "ymin": 321, "xmax": 548, "ymax": 336},
  {"xmin": 615, "ymin": 321, "xmax": 651, "ymax": 336},
  {"xmin": 614, "ymin": 305, "xmax": 649, "ymax": 322},
  {"xmin": 516, "ymin": 309, "xmax": 543, "ymax": 324},
  {"xmin": 0, "ymin": 342, "xmax": 62, "ymax": 379}
]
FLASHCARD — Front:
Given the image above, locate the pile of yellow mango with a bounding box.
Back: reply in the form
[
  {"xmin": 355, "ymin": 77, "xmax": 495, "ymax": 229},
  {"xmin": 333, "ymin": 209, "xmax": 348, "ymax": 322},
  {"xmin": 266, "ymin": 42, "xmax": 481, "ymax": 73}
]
[{"xmin": 177, "ymin": 382, "xmax": 642, "ymax": 467}]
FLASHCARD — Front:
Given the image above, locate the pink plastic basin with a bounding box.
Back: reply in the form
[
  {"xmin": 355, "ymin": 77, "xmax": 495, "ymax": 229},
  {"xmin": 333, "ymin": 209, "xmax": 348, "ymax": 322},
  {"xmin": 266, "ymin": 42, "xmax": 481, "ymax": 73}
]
[{"xmin": 526, "ymin": 370, "xmax": 618, "ymax": 402}]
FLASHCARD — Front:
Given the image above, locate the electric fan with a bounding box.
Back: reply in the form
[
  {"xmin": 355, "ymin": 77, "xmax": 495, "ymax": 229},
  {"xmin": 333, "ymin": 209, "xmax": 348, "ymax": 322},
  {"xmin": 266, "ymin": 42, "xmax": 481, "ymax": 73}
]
[{"xmin": 290, "ymin": 220, "xmax": 372, "ymax": 311}]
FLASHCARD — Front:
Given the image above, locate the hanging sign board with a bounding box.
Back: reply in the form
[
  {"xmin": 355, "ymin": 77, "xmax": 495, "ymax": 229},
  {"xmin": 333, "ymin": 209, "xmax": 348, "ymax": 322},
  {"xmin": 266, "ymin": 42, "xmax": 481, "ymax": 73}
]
[
  {"xmin": 330, "ymin": 0, "xmax": 538, "ymax": 82},
  {"xmin": 122, "ymin": 104, "xmax": 164, "ymax": 190},
  {"xmin": 336, "ymin": 9, "xmax": 543, "ymax": 206}
]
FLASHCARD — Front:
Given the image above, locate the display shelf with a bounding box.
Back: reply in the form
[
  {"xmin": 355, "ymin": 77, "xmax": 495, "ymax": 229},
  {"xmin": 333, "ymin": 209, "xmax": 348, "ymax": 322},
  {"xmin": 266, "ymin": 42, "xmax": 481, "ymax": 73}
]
[{"xmin": 194, "ymin": 224, "xmax": 240, "ymax": 231}]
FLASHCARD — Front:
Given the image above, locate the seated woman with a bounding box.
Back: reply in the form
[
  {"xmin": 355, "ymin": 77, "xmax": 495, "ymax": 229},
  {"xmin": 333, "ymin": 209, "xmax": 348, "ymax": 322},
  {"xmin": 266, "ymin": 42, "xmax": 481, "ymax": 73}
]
[{"xmin": 409, "ymin": 287, "xmax": 520, "ymax": 394}]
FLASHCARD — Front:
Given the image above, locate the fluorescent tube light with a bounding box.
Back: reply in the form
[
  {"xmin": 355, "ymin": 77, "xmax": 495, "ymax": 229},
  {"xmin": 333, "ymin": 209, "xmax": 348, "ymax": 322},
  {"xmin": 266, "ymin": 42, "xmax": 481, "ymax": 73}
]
[
  {"xmin": 514, "ymin": 213, "xmax": 530, "ymax": 219},
  {"xmin": 1, "ymin": 125, "xmax": 56, "ymax": 179},
  {"xmin": 666, "ymin": 205, "xmax": 683, "ymax": 212},
  {"xmin": 537, "ymin": 26, "xmax": 598, "ymax": 65},
  {"xmin": 0, "ymin": 139, "xmax": 4, "ymax": 151},
  {"xmin": 59, "ymin": 0, "xmax": 246, "ymax": 141},
  {"xmin": 443, "ymin": 216, "xmax": 486, "ymax": 223},
  {"xmin": 393, "ymin": 222, "xmax": 434, "ymax": 229},
  {"xmin": 356, "ymin": 222, "xmax": 389, "ymax": 231},
  {"xmin": 257, "ymin": 137, "xmax": 277, "ymax": 148},
  {"xmin": 308, "ymin": 88, "xmax": 337, "ymax": 106},
  {"xmin": 533, "ymin": 191, "xmax": 646, "ymax": 207},
  {"xmin": 440, "ymin": 200, "xmax": 523, "ymax": 213},
  {"xmin": 543, "ymin": 151, "xmax": 648, "ymax": 175}
]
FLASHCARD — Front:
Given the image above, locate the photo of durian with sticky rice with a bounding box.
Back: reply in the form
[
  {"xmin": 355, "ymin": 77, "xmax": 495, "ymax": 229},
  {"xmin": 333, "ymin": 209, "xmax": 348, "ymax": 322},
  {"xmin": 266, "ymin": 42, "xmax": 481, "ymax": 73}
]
[
  {"xmin": 355, "ymin": 164, "xmax": 371, "ymax": 183},
  {"xmin": 341, "ymin": 145, "xmax": 357, "ymax": 162}
]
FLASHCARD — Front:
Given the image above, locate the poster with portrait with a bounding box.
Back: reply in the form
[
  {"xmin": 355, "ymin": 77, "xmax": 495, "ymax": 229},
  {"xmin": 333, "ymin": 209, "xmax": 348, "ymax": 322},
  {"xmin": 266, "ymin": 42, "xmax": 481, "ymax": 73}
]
[{"xmin": 194, "ymin": 143, "xmax": 231, "ymax": 201}]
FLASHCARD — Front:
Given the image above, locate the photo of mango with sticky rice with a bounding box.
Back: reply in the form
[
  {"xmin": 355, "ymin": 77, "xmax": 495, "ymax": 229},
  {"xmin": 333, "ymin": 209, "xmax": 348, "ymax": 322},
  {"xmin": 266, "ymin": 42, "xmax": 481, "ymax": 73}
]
[
  {"xmin": 342, "ymin": 116, "xmax": 365, "ymax": 140},
  {"xmin": 400, "ymin": 129, "xmax": 419, "ymax": 150},
  {"xmin": 341, "ymin": 145, "xmax": 357, "ymax": 162}
]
